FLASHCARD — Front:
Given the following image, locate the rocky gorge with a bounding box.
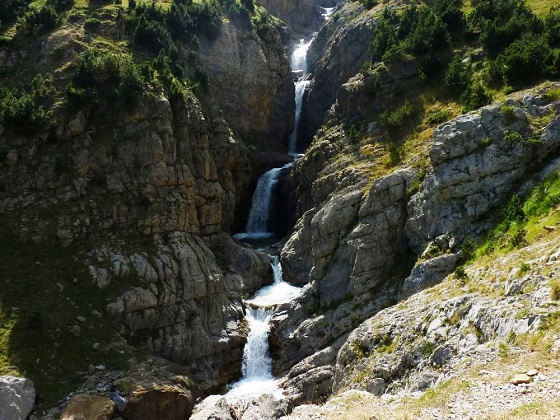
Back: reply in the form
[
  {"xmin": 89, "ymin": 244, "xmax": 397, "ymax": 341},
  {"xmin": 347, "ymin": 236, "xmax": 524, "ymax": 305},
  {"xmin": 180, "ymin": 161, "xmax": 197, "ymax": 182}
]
[{"xmin": 1, "ymin": 0, "xmax": 560, "ymax": 419}]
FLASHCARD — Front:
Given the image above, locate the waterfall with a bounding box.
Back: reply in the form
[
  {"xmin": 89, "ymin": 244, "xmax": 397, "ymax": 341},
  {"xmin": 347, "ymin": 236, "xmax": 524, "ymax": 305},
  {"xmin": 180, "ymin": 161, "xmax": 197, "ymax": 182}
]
[
  {"xmin": 225, "ymin": 9, "xmax": 336, "ymax": 405},
  {"xmin": 322, "ymin": 7, "xmax": 336, "ymax": 19},
  {"xmin": 288, "ymin": 38, "xmax": 313, "ymax": 155},
  {"xmin": 288, "ymin": 80, "xmax": 310, "ymax": 155},
  {"xmin": 241, "ymin": 307, "xmax": 273, "ymax": 379},
  {"xmin": 288, "ymin": 39, "xmax": 313, "ymax": 155},
  {"xmin": 290, "ymin": 38, "xmax": 313, "ymax": 75},
  {"xmin": 227, "ymin": 257, "xmax": 301, "ymax": 399},
  {"xmin": 248, "ymin": 256, "xmax": 300, "ymax": 307},
  {"xmin": 235, "ymin": 163, "xmax": 292, "ymax": 240}
]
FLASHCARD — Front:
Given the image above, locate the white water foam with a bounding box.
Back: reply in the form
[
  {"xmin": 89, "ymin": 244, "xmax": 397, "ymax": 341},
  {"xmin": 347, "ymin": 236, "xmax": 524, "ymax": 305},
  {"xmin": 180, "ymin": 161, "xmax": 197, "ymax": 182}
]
[
  {"xmin": 291, "ymin": 38, "xmax": 313, "ymax": 75},
  {"xmin": 322, "ymin": 7, "xmax": 336, "ymax": 19},
  {"xmin": 288, "ymin": 79, "xmax": 311, "ymax": 155},
  {"xmin": 248, "ymin": 256, "xmax": 301, "ymax": 307},
  {"xmin": 226, "ymin": 306, "xmax": 282, "ymax": 399}
]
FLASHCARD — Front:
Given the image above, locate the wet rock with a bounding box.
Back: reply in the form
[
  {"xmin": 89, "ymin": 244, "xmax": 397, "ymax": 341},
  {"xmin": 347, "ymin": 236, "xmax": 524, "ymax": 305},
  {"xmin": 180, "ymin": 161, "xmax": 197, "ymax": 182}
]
[
  {"xmin": 61, "ymin": 394, "xmax": 115, "ymax": 420},
  {"xmin": 0, "ymin": 376, "xmax": 36, "ymax": 420}
]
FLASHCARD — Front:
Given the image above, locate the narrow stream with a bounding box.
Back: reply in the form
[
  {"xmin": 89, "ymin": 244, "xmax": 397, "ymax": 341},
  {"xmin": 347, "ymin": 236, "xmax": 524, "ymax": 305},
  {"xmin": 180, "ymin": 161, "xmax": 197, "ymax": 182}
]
[{"xmin": 227, "ymin": 9, "xmax": 335, "ymax": 402}]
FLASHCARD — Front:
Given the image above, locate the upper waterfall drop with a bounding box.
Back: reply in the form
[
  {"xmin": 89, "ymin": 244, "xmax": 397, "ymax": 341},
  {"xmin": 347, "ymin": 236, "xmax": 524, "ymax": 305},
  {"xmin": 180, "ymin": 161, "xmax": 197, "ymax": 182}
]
[
  {"xmin": 288, "ymin": 38, "xmax": 313, "ymax": 155},
  {"xmin": 290, "ymin": 38, "xmax": 313, "ymax": 75}
]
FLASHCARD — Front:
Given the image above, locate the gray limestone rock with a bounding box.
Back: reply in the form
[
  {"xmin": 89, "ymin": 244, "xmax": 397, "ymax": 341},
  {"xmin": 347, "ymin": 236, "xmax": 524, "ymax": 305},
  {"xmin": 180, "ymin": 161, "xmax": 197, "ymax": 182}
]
[
  {"xmin": 406, "ymin": 97, "xmax": 560, "ymax": 250},
  {"xmin": 399, "ymin": 253, "xmax": 462, "ymax": 300},
  {"xmin": 302, "ymin": 2, "xmax": 377, "ymax": 147},
  {"xmin": 0, "ymin": 376, "xmax": 36, "ymax": 420},
  {"xmin": 240, "ymin": 394, "xmax": 289, "ymax": 420},
  {"xmin": 199, "ymin": 20, "xmax": 294, "ymax": 153}
]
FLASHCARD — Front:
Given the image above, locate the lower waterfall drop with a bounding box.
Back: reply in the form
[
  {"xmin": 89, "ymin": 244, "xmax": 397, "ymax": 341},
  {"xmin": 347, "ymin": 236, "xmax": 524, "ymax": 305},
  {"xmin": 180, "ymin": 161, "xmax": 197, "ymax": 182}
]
[{"xmin": 226, "ymin": 257, "xmax": 300, "ymax": 399}]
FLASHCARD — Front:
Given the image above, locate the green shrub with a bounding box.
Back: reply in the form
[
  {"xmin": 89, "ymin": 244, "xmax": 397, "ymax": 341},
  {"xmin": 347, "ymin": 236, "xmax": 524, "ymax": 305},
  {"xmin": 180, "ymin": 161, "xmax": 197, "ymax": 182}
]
[
  {"xmin": 134, "ymin": 13, "xmax": 173, "ymax": 52},
  {"xmin": 47, "ymin": 0, "xmax": 73, "ymax": 12},
  {"xmin": 426, "ymin": 109, "xmax": 452, "ymax": 125},
  {"xmin": 0, "ymin": 0, "xmax": 32, "ymax": 23},
  {"xmin": 68, "ymin": 49, "xmax": 145, "ymax": 108},
  {"xmin": 510, "ymin": 227, "xmax": 527, "ymax": 247},
  {"xmin": 370, "ymin": 8, "xmax": 400, "ymax": 62},
  {"xmin": 454, "ymin": 265, "xmax": 469, "ymax": 282},
  {"xmin": 544, "ymin": 6, "xmax": 560, "ymax": 45},
  {"xmin": 370, "ymin": 5, "xmax": 451, "ymax": 78},
  {"xmin": 379, "ymin": 100, "xmax": 415, "ymax": 129},
  {"xmin": 504, "ymin": 193, "xmax": 526, "ymax": 226},
  {"xmin": 497, "ymin": 34, "xmax": 552, "ymax": 87},
  {"xmin": 21, "ymin": 4, "xmax": 59, "ymax": 31},
  {"xmin": 432, "ymin": 0, "xmax": 464, "ymax": 32},
  {"xmin": 0, "ymin": 75, "xmax": 54, "ymax": 131},
  {"xmin": 359, "ymin": 0, "xmax": 377, "ymax": 10},
  {"xmin": 420, "ymin": 340, "xmax": 437, "ymax": 357},
  {"xmin": 519, "ymin": 262, "xmax": 530, "ymax": 273},
  {"xmin": 500, "ymin": 105, "xmax": 517, "ymax": 124},
  {"xmin": 503, "ymin": 130, "xmax": 523, "ymax": 143},
  {"xmin": 446, "ymin": 56, "xmax": 471, "ymax": 95},
  {"xmin": 1, "ymin": 91, "xmax": 50, "ymax": 130},
  {"xmin": 84, "ymin": 17, "xmax": 101, "ymax": 31},
  {"xmin": 468, "ymin": 0, "xmax": 541, "ymax": 55},
  {"xmin": 461, "ymin": 81, "xmax": 492, "ymax": 111},
  {"xmin": 480, "ymin": 137, "xmax": 493, "ymax": 147},
  {"xmin": 550, "ymin": 279, "xmax": 560, "ymax": 301},
  {"xmin": 461, "ymin": 236, "xmax": 476, "ymax": 260},
  {"xmin": 545, "ymin": 87, "xmax": 560, "ymax": 102}
]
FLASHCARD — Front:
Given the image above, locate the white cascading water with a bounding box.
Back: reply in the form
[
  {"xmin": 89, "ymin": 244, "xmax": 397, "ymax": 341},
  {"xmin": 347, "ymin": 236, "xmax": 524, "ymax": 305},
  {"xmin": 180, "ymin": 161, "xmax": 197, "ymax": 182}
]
[
  {"xmin": 226, "ymin": 257, "xmax": 301, "ymax": 399},
  {"xmin": 227, "ymin": 11, "xmax": 336, "ymax": 402},
  {"xmin": 234, "ymin": 162, "xmax": 293, "ymax": 240},
  {"xmin": 288, "ymin": 38, "xmax": 313, "ymax": 155},
  {"xmin": 288, "ymin": 80, "xmax": 310, "ymax": 155},
  {"xmin": 322, "ymin": 7, "xmax": 336, "ymax": 20}
]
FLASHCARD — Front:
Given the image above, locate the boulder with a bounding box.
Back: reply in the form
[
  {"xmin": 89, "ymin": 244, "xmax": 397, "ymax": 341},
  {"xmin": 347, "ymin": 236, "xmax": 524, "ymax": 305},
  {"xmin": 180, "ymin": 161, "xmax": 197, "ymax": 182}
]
[
  {"xmin": 399, "ymin": 253, "xmax": 462, "ymax": 300},
  {"xmin": 121, "ymin": 384, "xmax": 193, "ymax": 420},
  {"xmin": 0, "ymin": 376, "xmax": 35, "ymax": 420},
  {"xmin": 190, "ymin": 395, "xmax": 233, "ymax": 420},
  {"xmin": 61, "ymin": 394, "xmax": 115, "ymax": 420}
]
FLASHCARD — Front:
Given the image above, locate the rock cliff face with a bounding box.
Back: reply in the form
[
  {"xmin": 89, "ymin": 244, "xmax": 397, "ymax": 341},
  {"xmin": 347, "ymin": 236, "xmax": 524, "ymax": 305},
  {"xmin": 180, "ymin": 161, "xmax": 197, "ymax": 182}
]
[
  {"xmin": 199, "ymin": 20, "xmax": 295, "ymax": 153},
  {"xmin": 272, "ymin": 169, "xmax": 416, "ymax": 403},
  {"xmin": 300, "ymin": 1, "xmax": 378, "ymax": 148},
  {"xmin": 0, "ymin": 85, "xmax": 270, "ymax": 390},
  {"xmin": 273, "ymin": 82, "xmax": 560, "ymax": 404},
  {"xmin": 0, "ymin": 0, "xmax": 302, "ymax": 397},
  {"xmin": 407, "ymin": 94, "xmax": 560, "ymax": 250},
  {"xmin": 259, "ymin": 0, "xmax": 324, "ymax": 36},
  {"xmin": 333, "ymin": 235, "xmax": 560, "ymax": 397}
]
